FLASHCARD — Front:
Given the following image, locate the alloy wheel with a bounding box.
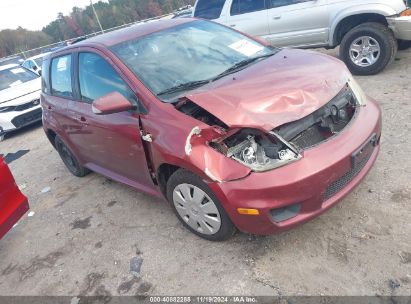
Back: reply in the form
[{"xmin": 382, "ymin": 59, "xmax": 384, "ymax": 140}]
[{"xmin": 349, "ymin": 36, "xmax": 381, "ymax": 67}]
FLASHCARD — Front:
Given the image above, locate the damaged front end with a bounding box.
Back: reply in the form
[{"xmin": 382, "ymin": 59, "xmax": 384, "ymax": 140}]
[
  {"xmin": 275, "ymin": 81, "xmax": 362, "ymax": 150},
  {"xmin": 177, "ymin": 79, "xmax": 364, "ymax": 177},
  {"xmin": 210, "ymin": 129, "xmax": 301, "ymax": 172}
]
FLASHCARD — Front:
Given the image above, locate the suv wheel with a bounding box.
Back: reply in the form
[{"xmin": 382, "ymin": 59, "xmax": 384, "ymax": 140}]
[
  {"xmin": 55, "ymin": 136, "xmax": 90, "ymax": 177},
  {"xmin": 166, "ymin": 169, "xmax": 236, "ymax": 241},
  {"xmin": 340, "ymin": 22, "xmax": 397, "ymax": 75}
]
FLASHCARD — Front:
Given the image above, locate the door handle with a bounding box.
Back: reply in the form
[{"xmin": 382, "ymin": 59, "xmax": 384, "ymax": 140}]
[
  {"xmin": 230, "ymin": 24, "xmax": 236, "ymax": 28},
  {"xmin": 47, "ymin": 105, "xmax": 52, "ymax": 110},
  {"xmin": 273, "ymin": 15, "xmax": 282, "ymax": 20},
  {"xmin": 79, "ymin": 116, "xmax": 87, "ymax": 122}
]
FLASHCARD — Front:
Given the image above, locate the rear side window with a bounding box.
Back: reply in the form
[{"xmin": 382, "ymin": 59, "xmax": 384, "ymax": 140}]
[
  {"xmin": 78, "ymin": 52, "xmax": 137, "ymax": 105},
  {"xmin": 231, "ymin": 0, "xmax": 266, "ymax": 15},
  {"xmin": 194, "ymin": 0, "xmax": 225, "ymax": 19},
  {"xmin": 50, "ymin": 55, "xmax": 73, "ymax": 98}
]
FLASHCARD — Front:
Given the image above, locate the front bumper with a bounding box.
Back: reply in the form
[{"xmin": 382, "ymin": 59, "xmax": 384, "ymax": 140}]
[
  {"xmin": 387, "ymin": 15, "xmax": 411, "ymax": 41},
  {"xmin": 0, "ymin": 105, "xmax": 42, "ymax": 135},
  {"xmin": 209, "ymin": 98, "xmax": 382, "ymax": 235}
]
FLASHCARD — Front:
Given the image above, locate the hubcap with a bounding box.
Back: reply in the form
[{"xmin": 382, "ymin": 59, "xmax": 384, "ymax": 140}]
[
  {"xmin": 173, "ymin": 184, "xmax": 221, "ymax": 235},
  {"xmin": 349, "ymin": 36, "xmax": 381, "ymax": 67}
]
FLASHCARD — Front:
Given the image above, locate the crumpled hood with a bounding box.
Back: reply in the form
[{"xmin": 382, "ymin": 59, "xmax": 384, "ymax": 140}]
[
  {"xmin": 186, "ymin": 49, "xmax": 351, "ymax": 132},
  {"xmin": 0, "ymin": 78, "xmax": 41, "ymax": 105}
]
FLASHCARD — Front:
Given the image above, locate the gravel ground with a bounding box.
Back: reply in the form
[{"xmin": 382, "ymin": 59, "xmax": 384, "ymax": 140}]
[{"xmin": 0, "ymin": 48, "xmax": 410, "ymax": 297}]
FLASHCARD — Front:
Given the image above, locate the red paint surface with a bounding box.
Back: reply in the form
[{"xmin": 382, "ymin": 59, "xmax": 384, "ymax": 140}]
[
  {"xmin": 41, "ymin": 19, "xmax": 382, "ymax": 235},
  {"xmin": 0, "ymin": 157, "xmax": 29, "ymax": 239}
]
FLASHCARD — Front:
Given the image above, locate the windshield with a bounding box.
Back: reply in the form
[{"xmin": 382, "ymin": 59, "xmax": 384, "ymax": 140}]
[
  {"xmin": 0, "ymin": 67, "xmax": 38, "ymax": 91},
  {"xmin": 111, "ymin": 20, "xmax": 276, "ymax": 100}
]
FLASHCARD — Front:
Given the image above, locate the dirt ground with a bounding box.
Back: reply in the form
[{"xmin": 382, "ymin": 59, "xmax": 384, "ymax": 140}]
[{"xmin": 0, "ymin": 47, "xmax": 410, "ymax": 297}]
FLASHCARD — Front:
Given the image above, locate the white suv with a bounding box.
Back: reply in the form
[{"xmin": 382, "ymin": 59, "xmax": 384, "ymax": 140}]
[
  {"xmin": 193, "ymin": 0, "xmax": 411, "ymax": 75},
  {"xmin": 0, "ymin": 64, "xmax": 42, "ymax": 141}
]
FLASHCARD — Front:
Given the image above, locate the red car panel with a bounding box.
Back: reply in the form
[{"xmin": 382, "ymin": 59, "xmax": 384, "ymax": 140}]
[{"xmin": 0, "ymin": 157, "xmax": 29, "ymax": 239}]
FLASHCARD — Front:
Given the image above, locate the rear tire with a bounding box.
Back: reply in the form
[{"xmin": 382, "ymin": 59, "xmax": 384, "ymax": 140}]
[
  {"xmin": 55, "ymin": 136, "xmax": 90, "ymax": 177},
  {"xmin": 340, "ymin": 22, "xmax": 397, "ymax": 75},
  {"xmin": 166, "ymin": 169, "xmax": 236, "ymax": 241}
]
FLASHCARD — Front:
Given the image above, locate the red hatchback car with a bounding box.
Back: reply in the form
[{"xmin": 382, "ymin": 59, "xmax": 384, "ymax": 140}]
[{"xmin": 41, "ymin": 19, "xmax": 381, "ymax": 241}]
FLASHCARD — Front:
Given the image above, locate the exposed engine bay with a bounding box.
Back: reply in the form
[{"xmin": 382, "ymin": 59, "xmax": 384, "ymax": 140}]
[
  {"xmin": 275, "ymin": 85, "xmax": 359, "ymax": 149},
  {"xmin": 177, "ymin": 84, "xmax": 359, "ymax": 172},
  {"xmin": 210, "ymin": 129, "xmax": 301, "ymax": 172}
]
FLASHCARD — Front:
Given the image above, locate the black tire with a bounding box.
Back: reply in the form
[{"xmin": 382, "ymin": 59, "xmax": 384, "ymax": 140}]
[
  {"xmin": 340, "ymin": 22, "xmax": 397, "ymax": 75},
  {"xmin": 166, "ymin": 169, "xmax": 236, "ymax": 241},
  {"xmin": 398, "ymin": 40, "xmax": 411, "ymax": 51},
  {"xmin": 55, "ymin": 136, "xmax": 90, "ymax": 177}
]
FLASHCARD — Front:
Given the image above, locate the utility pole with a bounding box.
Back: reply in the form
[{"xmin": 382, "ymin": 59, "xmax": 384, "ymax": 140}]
[{"xmin": 90, "ymin": 0, "xmax": 104, "ymax": 33}]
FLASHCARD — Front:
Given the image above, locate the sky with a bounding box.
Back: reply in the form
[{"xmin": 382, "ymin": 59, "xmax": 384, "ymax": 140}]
[{"xmin": 0, "ymin": 0, "xmax": 108, "ymax": 31}]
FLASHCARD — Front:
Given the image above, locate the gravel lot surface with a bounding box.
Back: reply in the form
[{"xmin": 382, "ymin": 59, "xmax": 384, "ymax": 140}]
[{"xmin": 0, "ymin": 47, "xmax": 410, "ymax": 297}]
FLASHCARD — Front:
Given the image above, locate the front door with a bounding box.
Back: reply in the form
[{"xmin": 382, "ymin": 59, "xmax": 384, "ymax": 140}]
[
  {"xmin": 266, "ymin": 0, "xmax": 329, "ymax": 47},
  {"xmin": 67, "ymin": 50, "xmax": 155, "ymax": 191}
]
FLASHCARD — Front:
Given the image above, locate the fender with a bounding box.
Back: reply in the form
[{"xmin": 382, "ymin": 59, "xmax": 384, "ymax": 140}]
[{"xmin": 329, "ymin": 3, "xmax": 399, "ymax": 46}]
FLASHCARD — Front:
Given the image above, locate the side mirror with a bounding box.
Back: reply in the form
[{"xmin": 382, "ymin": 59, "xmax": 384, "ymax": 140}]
[{"xmin": 92, "ymin": 91, "xmax": 135, "ymax": 115}]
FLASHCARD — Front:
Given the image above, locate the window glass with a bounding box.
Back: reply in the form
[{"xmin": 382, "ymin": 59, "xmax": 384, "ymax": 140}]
[
  {"xmin": 22, "ymin": 61, "xmax": 30, "ymax": 69},
  {"xmin": 51, "ymin": 55, "xmax": 72, "ymax": 98},
  {"xmin": 111, "ymin": 20, "xmax": 275, "ymax": 100},
  {"xmin": 34, "ymin": 57, "xmax": 44, "ymax": 66},
  {"xmin": 194, "ymin": 0, "xmax": 225, "ymax": 19},
  {"xmin": 78, "ymin": 52, "xmax": 136, "ymax": 104},
  {"xmin": 0, "ymin": 67, "xmax": 38, "ymax": 91},
  {"xmin": 270, "ymin": 0, "xmax": 309, "ymax": 8},
  {"xmin": 28, "ymin": 60, "xmax": 36, "ymax": 69},
  {"xmin": 231, "ymin": 0, "xmax": 266, "ymax": 15}
]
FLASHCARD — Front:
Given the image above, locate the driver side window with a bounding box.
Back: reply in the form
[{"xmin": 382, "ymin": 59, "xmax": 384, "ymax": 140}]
[{"xmin": 78, "ymin": 52, "xmax": 138, "ymax": 106}]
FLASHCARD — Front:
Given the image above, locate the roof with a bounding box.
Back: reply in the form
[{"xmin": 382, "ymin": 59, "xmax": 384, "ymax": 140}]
[
  {"xmin": 73, "ymin": 18, "xmax": 194, "ymax": 48},
  {"xmin": 0, "ymin": 64, "xmax": 19, "ymax": 71}
]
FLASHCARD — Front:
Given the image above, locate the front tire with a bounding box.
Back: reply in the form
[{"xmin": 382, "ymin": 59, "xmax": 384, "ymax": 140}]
[
  {"xmin": 55, "ymin": 136, "xmax": 90, "ymax": 177},
  {"xmin": 340, "ymin": 22, "xmax": 397, "ymax": 75},
  {"xmin": 166, "ymin": 169, "xmax": 236, "ymax": 241}
]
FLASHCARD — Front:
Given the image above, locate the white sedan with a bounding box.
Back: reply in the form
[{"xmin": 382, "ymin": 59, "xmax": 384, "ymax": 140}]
[{"xmin": 0, "ymin": 64, "xmax": 42, "ymax": 141}]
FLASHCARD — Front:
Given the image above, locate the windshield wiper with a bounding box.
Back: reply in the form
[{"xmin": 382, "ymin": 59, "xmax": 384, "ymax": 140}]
[
  {"xmin": 157, "ymin": 79, "xmax": 211, "ymax": 96},
  {"xmin": 212, "ymin": 53, "xmax": 276, "ymax": 82}
]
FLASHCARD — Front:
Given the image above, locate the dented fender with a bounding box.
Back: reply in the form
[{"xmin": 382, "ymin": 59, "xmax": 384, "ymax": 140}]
[{"xmin": 184, "ymin": 126, "xmax": 251, "ymax": 183}]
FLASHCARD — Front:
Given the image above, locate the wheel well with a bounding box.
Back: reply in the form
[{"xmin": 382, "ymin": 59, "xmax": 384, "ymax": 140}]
[
  {"xmin": 157, "ymin": 164, "xmax": 180, "ymax": 197},
  {"xmin": 46, "ymin": 129, "xmax": 57, "ymax": 148},
  {"xmin": 333, "ymin": 14, "xmax": 388, "ymax": 46}
]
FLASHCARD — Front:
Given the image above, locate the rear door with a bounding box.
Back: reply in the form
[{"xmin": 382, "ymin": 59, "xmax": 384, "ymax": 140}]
[
  {"xmin": 67, "ymin": 49, "xmax": 155, "ymax": 190},
  {"xmin": 224, "ymin": 0, "xmax": 270, "ymax": 37},
  {"xmin": 42, "ymin": 53, "xmax": 74, "ymax": 147},
  {"xmin": 266, "ymin": 0, "xmax": 329, "ymax": 47}
]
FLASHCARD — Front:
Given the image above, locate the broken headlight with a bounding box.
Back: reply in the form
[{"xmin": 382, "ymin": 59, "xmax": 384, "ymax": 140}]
[
  {"xmin": 348, "ymin": 77, "xmax": 367, "ymax": 106},
  {"xmin": 210, "ymin": 129, "xmax": 301, "ymax": 172}
]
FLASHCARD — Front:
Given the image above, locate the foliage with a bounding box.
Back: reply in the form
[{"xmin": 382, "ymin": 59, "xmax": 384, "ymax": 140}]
[{"xmin": 1, "ymin": 0, "xmax": 195, "ymax": 57}]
